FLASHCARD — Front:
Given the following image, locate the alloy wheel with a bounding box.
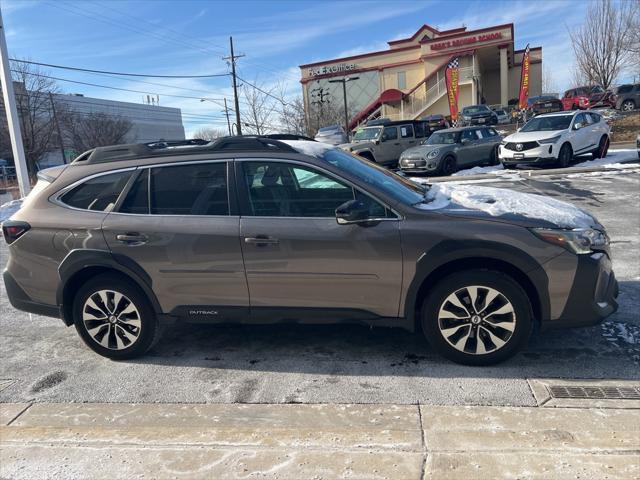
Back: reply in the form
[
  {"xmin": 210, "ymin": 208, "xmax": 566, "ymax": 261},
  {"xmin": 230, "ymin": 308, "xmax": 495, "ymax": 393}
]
[
  {"xmin": 82, "ymin": 290, "xmax": 142, "ymax": 350},
  {"xmin": 437, "ymin": 285, "xmax": 516, "ymax": 355},
  {"xmin": 621, "ymin": 101, "xmax": 635, "ymax": 112}
]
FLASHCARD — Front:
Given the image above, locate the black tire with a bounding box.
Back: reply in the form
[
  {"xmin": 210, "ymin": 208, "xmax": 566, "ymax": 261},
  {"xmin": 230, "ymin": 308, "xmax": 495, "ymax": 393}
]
[
  {"xmin": 488, "ymin": 145, "xmax": 500, "ymax": 165},
  {"xmin": 621, "ymin": 100, "xmax": 635, "ymax": 112},
  {"xmin": 557, "ymin": 143, "xmax": 572, "ymax": 168},
  {"xmin": 592, "ymin": 135, "xmax": 609, "ymax": 159},
  {"xmin": 421, "ymin": 270, "xmax": 533, "ymax": 366},
  {"xmin": 73, "ymin": 273, "xmax": 162, "ymax": 360},
  {"xmin": 440, "ymin": 155, "xmax": 457, "ymax": 176}
]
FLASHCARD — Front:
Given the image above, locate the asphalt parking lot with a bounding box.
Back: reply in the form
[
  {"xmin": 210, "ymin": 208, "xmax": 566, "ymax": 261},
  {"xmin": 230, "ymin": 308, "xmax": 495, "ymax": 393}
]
[{"xmin": 0, "ymin": 168, "xmax": 638, "ymax": 407}]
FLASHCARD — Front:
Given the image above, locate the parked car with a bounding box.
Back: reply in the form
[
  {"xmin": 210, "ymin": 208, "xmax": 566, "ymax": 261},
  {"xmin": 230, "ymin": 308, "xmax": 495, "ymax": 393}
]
[
  {"xmin": 314, "ymin": 125, "xmax": 348, "ymax": 145},
  {"xmin": 460, "ymin": 105, "xmax": 498, "ymax": 125},
  {"xmin": 399, "ymin": 126, "xmax": 501, "ymax": 175},
  {"xmin": 490, "ymin": 108, "xmax": 509, "ymax": 124},
  {"xmin": 561, "ymin": 85, "xmax": 606, "ymax": 110},
  {"xmin": 499, "ymin": 111, "xmax": 610, "ymax": 169},
  {"xmin": 2, "ymin": 137, "xmax": 618, "ymax": 365},
  {"xmin": 589, "ymin": 89, "xmax": 616, "ymax": 109},
  {"xmin": 530, "ymin": 96, "xmax": 563, "ymax": 116},
  {"xmin": 613, "ymin": 83, "xmax": 639, "ymax": 112},
  {"xmin": 339, "ymin": 120, "xmax": 427, "ymax": 166},
  {"xmin": 421, "ymin": 114, "xmax": 450, "ymax": 134}
]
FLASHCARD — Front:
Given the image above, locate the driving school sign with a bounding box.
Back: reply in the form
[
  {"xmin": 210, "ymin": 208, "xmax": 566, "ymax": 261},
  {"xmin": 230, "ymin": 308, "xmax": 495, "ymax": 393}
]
[
  {"xmin": 431, "ymin": 32, "xmax": 503, "ymax": 51},
  {"xmin": 308, "ymin": 63, "xmax": 357, "ymax": 77}
]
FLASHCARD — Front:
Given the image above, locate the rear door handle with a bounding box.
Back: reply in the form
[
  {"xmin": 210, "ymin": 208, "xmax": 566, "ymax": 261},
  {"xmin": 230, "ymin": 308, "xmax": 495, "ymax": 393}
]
[
  {"xmin": 116, "ymin": 233, "xmax": 148, "ymax": 245},
  {"xmin": 244, "ymin": 235, "xmax": 279, "ymax": 246}
]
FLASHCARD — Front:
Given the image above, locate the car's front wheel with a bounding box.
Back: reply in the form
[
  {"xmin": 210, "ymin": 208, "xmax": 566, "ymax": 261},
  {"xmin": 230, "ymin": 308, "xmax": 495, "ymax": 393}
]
[
  {"xmin": 557, "ymin": 143, "xmax": 572, "ymax": 168},
  {"xmin": 421, "ymin": 270, "xmax": 533, "ymax": 365},
  {"xmin": 73, "ymin": 273, "xmax": 162, "ymax": 359},
  {"xmin": 440, "ymin": 156, "xmax": 457, "ymax": 176},
  {"xmin": 621, "ymin": 100, "xmax": 635, "ymax": 112}
]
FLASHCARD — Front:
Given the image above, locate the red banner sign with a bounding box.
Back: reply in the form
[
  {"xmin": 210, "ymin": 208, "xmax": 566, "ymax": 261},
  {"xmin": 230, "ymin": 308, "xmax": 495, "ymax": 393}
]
[
  {"xmin": 445, "ymin": 57, "xmax": 460, "ymax": 124},
  {"xmin": 518, "ymin": 44, "xmax": 530, "ymax": 110}
]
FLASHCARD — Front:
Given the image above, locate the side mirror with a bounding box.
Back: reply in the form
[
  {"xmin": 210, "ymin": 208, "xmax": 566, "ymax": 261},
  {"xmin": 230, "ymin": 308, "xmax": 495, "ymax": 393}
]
[
  {"xmin": 380, "ymin": 134, "xmax": 388, "ymax": 142},
  {"xmin": 573, "ymin": 122, "xmax": 582, "ymax": 130},
  {"xmin": 336, "ymin": 200, "xmax": 369, "ymax": 225},
  {"xmin": 460, "ymin": 138, "xmax": 470, "ymax": 145}
]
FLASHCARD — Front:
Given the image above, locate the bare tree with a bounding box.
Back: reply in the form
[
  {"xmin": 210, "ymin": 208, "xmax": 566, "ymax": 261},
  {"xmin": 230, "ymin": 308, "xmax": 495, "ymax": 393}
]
[
  {"xmin": 278, "ymin": 95, "xmax": 307, "ymax": 136},
  {"xmin": 568, "ymin": 0, "xmax": 639, "ymax": 88},
  {"xmin": 63, "ymin": 112, "xmax": 132, "ymax": 157},
  {"xmin": 241, "ymin": 80, "xmax": 278, "ymax": 135},
  {"xmin": 192, "ymin": 127, "xmax": 228, "ymax": 140},
  {"xmin": 541, "ymin": 66, "xmax": 558, "ymax": 94},
  {"xmin": 2, "ymin": 60, "xmax": 64, "ymax": 175}
]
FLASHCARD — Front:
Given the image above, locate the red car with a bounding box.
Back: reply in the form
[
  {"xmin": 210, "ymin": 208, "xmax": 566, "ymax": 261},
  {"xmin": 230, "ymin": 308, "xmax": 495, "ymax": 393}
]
[{"xmin": 562, "ymin": 85, "xmax": 605, "ymax": 110}]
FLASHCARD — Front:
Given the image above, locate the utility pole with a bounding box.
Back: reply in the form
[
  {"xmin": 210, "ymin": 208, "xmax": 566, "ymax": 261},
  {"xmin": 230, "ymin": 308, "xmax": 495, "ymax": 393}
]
[
  {"xmin": 49, "ymin": 92, "xmax": 66, "ymax": 164},
  {"xmin": 223, "ymin": 37, "xmax": 244, "ymax": 136},
  {"xmin": 329, "ymin": 76, "xmax": 359, "ymax": 141},
  {"xmin": 0, "ymin": 8, "xmax": 30, "ymax": 196},
  {"xmin": 223, "ymin": 98, "xmax": 231, "ymax": 136}
]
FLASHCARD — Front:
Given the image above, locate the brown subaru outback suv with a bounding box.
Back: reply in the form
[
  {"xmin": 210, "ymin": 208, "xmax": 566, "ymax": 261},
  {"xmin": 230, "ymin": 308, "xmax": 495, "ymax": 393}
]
[{"xmin": 2, "ymin": 137, "xmax": 618, "ymax": 365}]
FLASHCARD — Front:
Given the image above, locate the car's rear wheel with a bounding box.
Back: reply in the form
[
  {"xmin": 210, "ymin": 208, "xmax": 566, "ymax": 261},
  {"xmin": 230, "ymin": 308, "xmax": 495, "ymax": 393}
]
[
  {"xmin": 592, "ymin": 135, "xmax": 609, "ymax": 159},
  {"xmin": 440, "ymin": 156, "xmax": 457, "ymax": 176},
  {"xmin": 557, "ymin": 143, "xmax": 572, "ymax": 168},
  {"xmin": 73, "ymin": 273, "xmax": 162, "ymax": 359},
  {"xmin": 621, "ymin": 100, "xmax": 635, "ymax": 112},
  {"xmin": 421, "ymin": 270, "xmax": 533, "ymax": 365}
]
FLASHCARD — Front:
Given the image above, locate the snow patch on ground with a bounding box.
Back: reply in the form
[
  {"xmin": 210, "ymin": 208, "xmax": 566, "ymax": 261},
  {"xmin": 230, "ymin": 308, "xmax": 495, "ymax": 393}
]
[
  {"xmin": 417, "ymin": 183, "xmax": 595, "ymax": 228},
  {"xmin": 0, "ymin": 199, "xmax": 23, "ymax": 223},
  {"xmin": 573, "ymin": 149, "xmax": 638, "ymax": 168},
  {"xmin": 453, "ymin": 165, "xmax": 505, "ymax": 176}
]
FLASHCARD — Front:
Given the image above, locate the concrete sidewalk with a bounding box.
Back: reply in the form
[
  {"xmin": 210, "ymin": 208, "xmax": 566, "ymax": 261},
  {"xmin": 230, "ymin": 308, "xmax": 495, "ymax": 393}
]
[{"xmin": 1, "ymin": 403, "xmax": 638, "ymax": 480}]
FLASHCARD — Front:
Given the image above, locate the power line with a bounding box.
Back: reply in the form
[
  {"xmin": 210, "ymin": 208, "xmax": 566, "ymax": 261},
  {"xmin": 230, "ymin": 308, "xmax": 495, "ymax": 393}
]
[
  {"xmin": 236, "ymin": 74, "xmax": 294, "ymax": 107},
  {"xmin": 10, "ymin": 59, "xmax": 229, "ymax": 78}
]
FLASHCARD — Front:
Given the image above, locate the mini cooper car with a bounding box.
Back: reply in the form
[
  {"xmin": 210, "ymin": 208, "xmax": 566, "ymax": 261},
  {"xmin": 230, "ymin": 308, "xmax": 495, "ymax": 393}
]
[
  {"xmin": 499, "ymin": 111, "xmax": 610, "ymax": 168},
  {"xmin": 2, "ymin": 137, "xmax": 618, "ymax": 365}
]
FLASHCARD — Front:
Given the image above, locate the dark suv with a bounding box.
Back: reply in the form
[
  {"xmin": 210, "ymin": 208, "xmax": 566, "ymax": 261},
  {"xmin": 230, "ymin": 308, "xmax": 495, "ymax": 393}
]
[
  {"xmin": 2, "ymin": 137, "xmax": 618, "ymax": 365},
  {"xmin": 614, "ymin": 83, "xmax": 639, "ymax": 112}
]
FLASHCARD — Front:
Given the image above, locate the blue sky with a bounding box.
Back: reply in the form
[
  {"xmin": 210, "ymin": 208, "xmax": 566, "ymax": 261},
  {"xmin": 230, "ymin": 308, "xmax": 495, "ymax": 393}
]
[{"xmin": 1, "ymin": 0, "xmax": 603, "ymax": 135}]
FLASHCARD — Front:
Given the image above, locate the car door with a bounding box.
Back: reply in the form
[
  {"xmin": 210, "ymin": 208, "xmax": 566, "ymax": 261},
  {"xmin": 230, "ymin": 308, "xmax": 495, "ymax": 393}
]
[
  {"xmin": 399, "ymin": 124, "xmax": 417, "ymax": 151},
  {"xmin": 456, "ymin": 129, "xmax": 479, "ymax": 166},
  {"xmin": 571, "ymin": 113, "xmax": 591, "ymax": 154},
  {"xmin": 237, "ymin": 159, "xmax": 403, "ymax": 320},
  {"xmin": 102, "ymin": 161, "xmax": 250, "ymax": 320},
  {"xmin": 379, "ymin": 126, "xmax": 402, "ymax": 163}
]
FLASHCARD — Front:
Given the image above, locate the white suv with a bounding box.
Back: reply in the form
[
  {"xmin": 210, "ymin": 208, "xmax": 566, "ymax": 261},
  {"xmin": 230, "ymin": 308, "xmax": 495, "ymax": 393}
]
[{"xmin": 499, "ymin": 111, "xmax": 610, "ymax": 169}]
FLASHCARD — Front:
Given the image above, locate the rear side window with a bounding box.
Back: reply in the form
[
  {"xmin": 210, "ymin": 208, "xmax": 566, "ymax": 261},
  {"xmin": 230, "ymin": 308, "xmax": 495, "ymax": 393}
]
[
  {"xmin": 617, "ymin": 85, "xmax": 633, "ymax": 94},
  {"xmin": 61, "ymin": 171, "xmax": 132, "ymax": 212},
  {"xmin": 150, "ymin": 162, "xmax": 228, "ymax": 215},
  {"xmin": 120, "ymin": 163, "xmax": 229, "ymax": 215},
  {"xmin": 414, "ymin": 122, "xmax": 425, "ymax": 138},
  {"xmin": 400, "ymin": 125, "xmax": 414, "ymax": 138}
]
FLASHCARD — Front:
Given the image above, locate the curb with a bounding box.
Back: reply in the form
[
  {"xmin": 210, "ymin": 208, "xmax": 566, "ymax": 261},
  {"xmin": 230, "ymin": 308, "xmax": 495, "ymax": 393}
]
[{"xmin": 423, "ymin": 157, "xmax": 640, "ymax": 183}]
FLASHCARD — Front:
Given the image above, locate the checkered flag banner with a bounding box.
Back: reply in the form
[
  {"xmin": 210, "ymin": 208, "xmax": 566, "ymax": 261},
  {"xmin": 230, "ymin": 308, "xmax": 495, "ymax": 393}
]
[{"xmin": 445, "ymin": 57, "xmax": 460, "ymax": 127}]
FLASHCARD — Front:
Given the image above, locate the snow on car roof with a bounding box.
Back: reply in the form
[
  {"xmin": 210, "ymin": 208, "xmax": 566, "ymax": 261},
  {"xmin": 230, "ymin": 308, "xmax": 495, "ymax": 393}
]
[{"xmin": 281, "ymin": 140, "xmax": 335, "ymax": 158}]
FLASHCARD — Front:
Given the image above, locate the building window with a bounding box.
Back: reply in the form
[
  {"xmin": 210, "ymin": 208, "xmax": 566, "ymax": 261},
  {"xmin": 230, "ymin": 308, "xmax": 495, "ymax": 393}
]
[{"xmin": 397, "ymin": 71, "xmax": 406, "ymax": 90}]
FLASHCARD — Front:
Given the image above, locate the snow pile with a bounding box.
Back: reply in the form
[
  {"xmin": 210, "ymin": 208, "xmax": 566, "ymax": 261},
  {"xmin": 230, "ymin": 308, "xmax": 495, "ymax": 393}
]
[
  {"xmin": 0, "ymin": 199, "xmax": 23, "ymax": 223},
  {"xmin": 282, "ymin": 140, "xmax": 334, "ymax": 158},
  {"xmin": 417, "ymin": 183, "xmax": 595, "ymax": 228},
  {"xmin": 453, "ymin": 165, "xmax": 505, "ymax": 176},
  {"xmin": 573, "ymin": 149, "xmax": 638, "ymax": 168}
]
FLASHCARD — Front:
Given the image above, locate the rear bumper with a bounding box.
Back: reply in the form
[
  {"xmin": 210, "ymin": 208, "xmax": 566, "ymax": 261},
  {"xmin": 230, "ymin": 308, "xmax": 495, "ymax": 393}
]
[
  {"xmin": 3, "ymin": 269, "xmax": 65, "ymax": 322},
  {"xmin": 542, "ymin": 252, "xmax": 618, "ymax": 330}
]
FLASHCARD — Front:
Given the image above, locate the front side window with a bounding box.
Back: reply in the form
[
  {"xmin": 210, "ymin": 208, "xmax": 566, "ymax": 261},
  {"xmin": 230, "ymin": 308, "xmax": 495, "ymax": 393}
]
[
  {"xmin": 119, "ymin": 162, "xmax": 228, "ymax": 216},
  {"xmin": 242, "ymin": 161, "xmax": 391, "ymax": 218},
  {"xmin": 61, "ymin": 170, "xmax": 132, "ymax": 212},
  {"xmin": 383, "ymin": 126, "xmax": 398, "ymax": 140}
]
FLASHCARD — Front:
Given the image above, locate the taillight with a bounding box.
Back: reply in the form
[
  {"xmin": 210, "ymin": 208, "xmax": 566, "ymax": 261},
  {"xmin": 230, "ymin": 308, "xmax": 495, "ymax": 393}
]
[{"xmin": 2, "ymin": 221, "xmax": 30, "ymax": 244}]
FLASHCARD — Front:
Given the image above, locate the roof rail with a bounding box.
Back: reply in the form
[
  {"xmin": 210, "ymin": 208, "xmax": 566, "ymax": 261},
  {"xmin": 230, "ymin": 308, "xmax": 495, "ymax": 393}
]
[{"xmin": 73, "ymin": 136, "xmax": 299, "ymax": 165}]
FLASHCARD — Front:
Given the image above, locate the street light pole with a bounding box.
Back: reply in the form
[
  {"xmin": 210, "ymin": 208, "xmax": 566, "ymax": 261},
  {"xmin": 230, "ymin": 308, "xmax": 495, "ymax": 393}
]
[{"xmin": 328, "ymin": 76, "xmax": 359, "ymax": 141}]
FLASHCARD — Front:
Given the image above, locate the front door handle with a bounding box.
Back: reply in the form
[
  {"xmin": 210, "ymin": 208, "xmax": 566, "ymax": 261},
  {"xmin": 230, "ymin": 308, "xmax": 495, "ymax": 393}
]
[
  {"xmin": 116, "ymin": 233, "xmax": 148, "ymax": 245},
  {"xmin": 244, "ymin": 235, "xmax": 279, "ymax": 246}
]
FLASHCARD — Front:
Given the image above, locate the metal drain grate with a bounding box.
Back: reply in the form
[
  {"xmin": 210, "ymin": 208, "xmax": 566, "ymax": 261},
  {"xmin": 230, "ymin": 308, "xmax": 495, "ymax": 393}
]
[{"xmin": 548, "ymin": 385, "xmax": 640, "ymax": 400}]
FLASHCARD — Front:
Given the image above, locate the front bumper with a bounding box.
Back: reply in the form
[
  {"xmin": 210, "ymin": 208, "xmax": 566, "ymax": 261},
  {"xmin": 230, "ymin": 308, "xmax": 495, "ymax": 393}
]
[
  {"xmin": 542, "ymin": 252, "xmax": 618, "ymax": 330},
  {"xmin": 499, "ymin": 143, "xmax": 558, "ymax": 165},
  {"xmin": 399, "ymin": 157, "xmax": 440, "ymax": 173}
]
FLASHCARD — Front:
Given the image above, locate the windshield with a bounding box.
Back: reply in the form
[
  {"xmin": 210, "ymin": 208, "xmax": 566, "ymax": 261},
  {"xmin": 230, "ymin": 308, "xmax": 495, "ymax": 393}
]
[
  {"xmin": 462, "ymin": 106, "xmax": 488, "ymax": 114},
  {"xmin": 520, "ymin": 115, "xmax": 572, "ymax": 132},
  {"xmin": 320, "ymin": 148, "xmax": 424, "ymax": 205},
  {"xmin": 424, "ymin": 131, "xmax": 459, "ymax": 145},
  {"xmin": 318, "ymin": 126, "xmax": 340, "ymax": 134},
  {"xmin": 353, "ymin": 127, "xmax": 382, "ymax": 141}
]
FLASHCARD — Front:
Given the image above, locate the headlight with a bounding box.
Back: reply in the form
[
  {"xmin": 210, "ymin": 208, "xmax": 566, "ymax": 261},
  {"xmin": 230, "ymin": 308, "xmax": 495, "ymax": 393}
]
[
  {"xmin": 531, "ymin": 227, "xmax": 608, "ymax": 254},
  {"xmin": 427, "ymin": 149, "xmax": 440, "ymax": 158},
  {"xmin": 462, "ymin": 115, "xmax": 471, "ymax": 120},
  {"xmin": 538, "ymin": 135, "xmax": 561, "ymax": 144}
]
